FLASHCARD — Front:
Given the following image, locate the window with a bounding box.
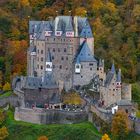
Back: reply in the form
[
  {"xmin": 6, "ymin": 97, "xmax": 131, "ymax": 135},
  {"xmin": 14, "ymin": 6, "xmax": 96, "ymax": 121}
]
[
  {"xmin": 64, "ymin": 48, "xmax": 66, "ymax": 52},
  {"xmin": 46, "ymin": 64, "xmax": 50, "ymax": 68},
  {"xmin": 61, "ymin": 57, "xmax": 64, "ymax": 60},
  {"xmin": 41, "ymin": 50, "xmax": 43, "ymax": 54},
  {"xmin": 54, "ymin": 38, "xmax": 55, "ymax": 41},
  {"xmin": 52, "ymin": 56, "xmax": 54, "ymax": 60},
  {"xmin": 113, "ymin": 89, "xmax": 115, "ymax": 91},
  {"xmin": 66, "ymin": 56, "xmax": 68, "ymax": 60},
  {"xmin": 90, "ymin": 68, "xmax": 92, "ymax": 71},
  {"xmin": 76, "ymin": 65, "xmax": 80, "ymax": 69},
  {"xmin": 81, "ymin": 65, "xmax": 83, "ymax": 69},
  {"xmin": 38, "ymin": 49, "xmax": 39, "ymax": 54},
  {"xmin": 53, "ymin": 48, "xmax": 55, "ymax": 52},
  {"xmin": 41, "ymin": 65, "xmax": 43, "ymax": 70},
  {"xmin": 59, "ymin": 65, "xmax": 62, "ymax": 69},
  {"xmin": 81, "ymin": 75, "xmax": 83, "ymax": 78},
  {"xmin": 89, "ymin": 63, "xmax": 93, "ymax": 66},
  {"xmin": 41, "ymin": 57, "xmax": 43, "ymax": 61}
]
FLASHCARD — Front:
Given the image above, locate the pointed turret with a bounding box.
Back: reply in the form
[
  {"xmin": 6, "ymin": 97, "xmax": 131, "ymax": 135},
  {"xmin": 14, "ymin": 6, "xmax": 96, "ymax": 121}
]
[
  {"xmin": 116, "ymin": 69, "xmax": 121, "ymax": 88},
  {"xmin": 116, "ymin": 69, "xmax": 121, "ymax": 82},
  {"xmin": 111, "ymin": 63, "xmax": 115, "ymax": 73},
  {"xmin": 77, "ymin": 40, "xmax": 96, "ymax": 62}
]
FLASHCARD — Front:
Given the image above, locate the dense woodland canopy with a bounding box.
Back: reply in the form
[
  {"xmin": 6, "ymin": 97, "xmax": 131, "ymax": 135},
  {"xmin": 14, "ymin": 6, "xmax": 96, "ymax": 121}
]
[{"xmin": 0, "ymin": 0, "xmax": 140, "ymax": 86}]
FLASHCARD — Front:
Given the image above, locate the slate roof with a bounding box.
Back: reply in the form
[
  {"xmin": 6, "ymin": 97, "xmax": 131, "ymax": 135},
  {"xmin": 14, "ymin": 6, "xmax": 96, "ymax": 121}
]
[
  {"xmin": 80, "ymin": 25, "xmax": 93, "ymax": 37},
  {"xmin": 24, "ymin": 72, "xmax": 58, "ymax": 89},
  {"xmin": 99, "ymin": 59, "xmax": 104, "ymax": 67},
  {"xmin": 111, "ymin": 63, "xmax": 115, "ymax": 73},
  {"xmin": 29, "ymin": 16, "xmax": 93, "ymax": 38},
  {"xmin": 76, "ymin": 41, "xmax": 96, "ymax": 62},
  {"xmin": 116, "ymin": 69, "xmax": 121, "ymax": 82},
  {"xmin": 104, "ymin": 71, "xmax": 114, "ymax": 87}
]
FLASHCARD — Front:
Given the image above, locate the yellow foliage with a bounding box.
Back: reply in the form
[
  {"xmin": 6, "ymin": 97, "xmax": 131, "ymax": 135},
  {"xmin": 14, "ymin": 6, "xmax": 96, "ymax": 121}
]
[
  {"xmin": 0, "ymin": 111, "xmax": 5, "ymax": 125},
  {"xmin": 11, "ymin": 27, "xmax": 21, "ymax": 39},
  {"xmin": 75, "ymin": 7, "xmax": 87, "ymax": 17},
  {"xmin": 111, "ymin": 110, "xmax": 129, "ymax": 139},
  {"xmin": 101, "ymin": 133, "xmax": 111, "ymax": 140},
  {"xmin": 63, "ymin": 93, "xmax": 82, "ymax": 105},
  {"xmin": 38, "ymin": 136, "xmax": 48, "ymax": 140},
  {"xmin": 0, "ymin": 126, "xmax": 9, "ymax": 140},
  {"xmin": 3, "ymin": 82, "xmax": 11, "ymax": 91},
  {"xmin": 106, "ymin": 2, "xmax": 117, "ymax": 13},
  {"xmin": 92, "ymin": 0, "xmax": 104, "ymax": 11},
  {"xmin": 20, "ymin": 0, "xmax": 30, "ymax": 7}
]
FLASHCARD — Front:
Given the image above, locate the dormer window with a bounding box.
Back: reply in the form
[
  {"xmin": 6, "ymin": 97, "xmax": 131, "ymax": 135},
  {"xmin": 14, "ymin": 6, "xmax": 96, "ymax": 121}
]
[
  {"xmin": 76, "ymin": 65, "xmax": 80, "ymax": 69},
  {"xmin": 46, "ymin": 64, "xmax": 50, "ymax": 68}
]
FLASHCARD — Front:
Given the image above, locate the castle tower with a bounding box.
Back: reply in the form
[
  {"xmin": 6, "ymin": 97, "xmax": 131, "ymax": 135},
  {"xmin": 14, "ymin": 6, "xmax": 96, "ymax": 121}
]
[
  {"xmin": 116, "ymin": 69, "xmax": 121, "ymax": 88},
  {"xmin": 45, "ymin": 51, "xmax": 52, "ymax": 72},
  {"xmin": 28, "ymin": 46, "xmax": 37, "ymax": 77},
  {"xmin": 98, "ymin": 59, "xmax": 105, "ymax": 82}
]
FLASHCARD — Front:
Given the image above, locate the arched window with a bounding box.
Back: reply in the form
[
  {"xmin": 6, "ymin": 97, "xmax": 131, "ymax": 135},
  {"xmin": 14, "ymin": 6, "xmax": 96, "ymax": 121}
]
[
  {"xmin": 46, "ymin": 64, "xmax": 50, "ymax": 68},
  {"xmin": 76, "ymin": 65, "xmax": 80, "ymax": 69}
]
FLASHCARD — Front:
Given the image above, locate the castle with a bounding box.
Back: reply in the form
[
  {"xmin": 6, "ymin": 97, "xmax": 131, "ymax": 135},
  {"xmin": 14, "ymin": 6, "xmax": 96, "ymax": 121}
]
[{"xmin": 13, "ymin": 16, "xmax": 131, "ymax": 110}]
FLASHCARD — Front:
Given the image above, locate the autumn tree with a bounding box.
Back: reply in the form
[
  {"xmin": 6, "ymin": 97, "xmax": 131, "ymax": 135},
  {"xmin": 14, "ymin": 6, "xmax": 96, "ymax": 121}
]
[
  {"xmin": 101, "ymin": 134, "xmax": 111, "ymax": 140},
  {"xmin": 0, "ymin": 126, "xmax": 9, "ymax": 140},
  {"xmin": 63, "ymin": 92, "xmax": 82, "ymax": 105},
  {"xmin": 75, "ymin": 7, "xmax": 87, "ymax": 17},
  {"xmin": 111, "ymin": 109, "xmax": 130, "ymax": 140},
  {"xmin": 38, "ymin": 136, "xmax": 48, "ymax": 140},
  {"xmin": 3, "ymin": 82, "xmax": 11, "ymax": 91},
  {"xmin": 0, "ymin": 110, "xmax": 5, "ymax": 125}
]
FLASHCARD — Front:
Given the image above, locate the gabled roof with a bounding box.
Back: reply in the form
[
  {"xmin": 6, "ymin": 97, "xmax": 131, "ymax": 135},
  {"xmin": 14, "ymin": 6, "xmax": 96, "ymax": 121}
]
[
  {"xmin": 80, "ymin": 25, "xmax": 93, "ymax": 37},
  {"xmin": 24, "ymin": 72, "xmax": 58, "ymax": 89},
  {"xmin": 65, "ymin": 17, "xmax": 73, "ymax": 31},
  {"xmin": 29, "ymin": 16, "xmax": 93, "ymax": 38},
  {"xmin": 76, "ymin": 41, "xmax": 96, "ymax": 62}
]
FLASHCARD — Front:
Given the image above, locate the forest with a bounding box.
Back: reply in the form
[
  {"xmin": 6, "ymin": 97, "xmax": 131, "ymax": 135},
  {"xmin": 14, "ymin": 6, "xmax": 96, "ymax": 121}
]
[{"xmin": 0, "ymin": 0, "xmax": 140, "ymax": 88}]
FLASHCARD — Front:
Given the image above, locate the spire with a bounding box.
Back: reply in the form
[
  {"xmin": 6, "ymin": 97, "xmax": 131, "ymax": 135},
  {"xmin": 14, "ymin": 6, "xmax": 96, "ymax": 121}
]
[
  {"xmin": 116, "ymin": 69, "xmax": 121, "ymax": 82},
  {"xmin": 111, "ymin": 63, "xmax": 115, "ymax": 73},
  {"xmin": 99, "ymin": 59, "xmax": 104, "ymax": 67},
  {"xmin": 46, "ymin": 50, "xmax": 52, "ymax": 62}
]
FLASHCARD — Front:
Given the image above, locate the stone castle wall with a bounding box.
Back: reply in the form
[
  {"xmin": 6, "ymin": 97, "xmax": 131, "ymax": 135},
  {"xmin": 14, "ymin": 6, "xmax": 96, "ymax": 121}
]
[{"xmin": 15, "ymin": 107, "xmax": 88, "ymax": 124}]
